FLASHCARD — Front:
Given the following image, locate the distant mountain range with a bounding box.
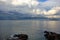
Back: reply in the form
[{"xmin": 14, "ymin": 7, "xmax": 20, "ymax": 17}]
[{"xmin": 0, "ymin": 10, "xmax": 60, "ymax": 20}]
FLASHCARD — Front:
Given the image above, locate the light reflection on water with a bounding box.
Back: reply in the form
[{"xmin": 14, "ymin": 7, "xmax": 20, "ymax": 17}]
[{"xmin": 0, "ymin": 20, "xmax": 60, "ymax": 40}]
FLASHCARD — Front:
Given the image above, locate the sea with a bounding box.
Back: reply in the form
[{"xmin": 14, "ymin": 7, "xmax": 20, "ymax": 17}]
[{"xmin": 0, "ymin": 20, "xmax": 60, "ymax": 40}]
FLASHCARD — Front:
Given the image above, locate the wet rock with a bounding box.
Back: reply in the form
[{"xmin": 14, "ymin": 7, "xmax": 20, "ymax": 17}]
[
  {"xmin": 7, "ymin": 34, "xmax": 28, "ymax": 40},
  {"xmin": 44, "ymin": 31, "xmax": 60, "ymax": 40}
]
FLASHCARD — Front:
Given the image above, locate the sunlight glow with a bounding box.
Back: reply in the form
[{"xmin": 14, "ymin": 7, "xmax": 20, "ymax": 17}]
[
  {"xmin": 47, "ymin": 10, "xmax": 57, "ymax": 15},
  {"xmin": 46, "ymin": 15, "xmax": 60, "ymax": 18}
]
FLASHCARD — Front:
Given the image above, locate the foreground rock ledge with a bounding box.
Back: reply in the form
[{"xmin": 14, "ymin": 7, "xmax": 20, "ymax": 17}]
[
  {"xmin": 7, "ymin": 34, "xmax": 28, "ymax": 40},
  {"xmin": 44, "ymin": 31, "xmax": 60, "ymax": 40}
]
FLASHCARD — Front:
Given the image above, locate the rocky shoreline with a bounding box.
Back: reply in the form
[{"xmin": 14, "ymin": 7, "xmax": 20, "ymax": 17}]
[
  {"xmin": 7, "ymin": 34, "xmax": 28, "ymax": 40},
  {"xmin": 44, "ymin": 31, "xmax": 60, "ymax": 40},
  {"xmin": 7, "ymin": 31, "xmax": 60, "ymax": 40}
]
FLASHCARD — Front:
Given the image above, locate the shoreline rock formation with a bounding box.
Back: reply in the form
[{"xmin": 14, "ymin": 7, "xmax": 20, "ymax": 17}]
[
  {"xmin": 44, "ymin": 31, "xmax": 60, "ymax": 40},
  {"xmin": 7, "ymin": 34, "xmax": 28, "ymax": 40}
]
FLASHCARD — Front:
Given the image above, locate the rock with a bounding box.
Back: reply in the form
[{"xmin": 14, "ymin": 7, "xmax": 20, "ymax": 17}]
[
  {"xmin": 44, "ymin": 31, "xmax": 60, "ymax": 40},
  {"xmin": 7, "ymin": 34, "xmax": 28, "ymax": 40},
  {"xmin": 17, "ymin": 34, "xmax": 28, "ymax": 40}
]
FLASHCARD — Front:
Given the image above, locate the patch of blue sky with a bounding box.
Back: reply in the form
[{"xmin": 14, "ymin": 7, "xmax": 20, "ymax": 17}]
[{"xmin": 37, "ymin": 0, "xmax": 47, "ymax": 2}]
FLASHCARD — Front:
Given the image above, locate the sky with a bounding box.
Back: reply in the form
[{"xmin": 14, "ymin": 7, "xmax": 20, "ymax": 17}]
[
  {"xmin": 0, "ymin": 0, "xmax": 60, "ymax": 16},
  {"xmin": 37, "ymin": 0, "xmax": 47, "ymax": 2}
]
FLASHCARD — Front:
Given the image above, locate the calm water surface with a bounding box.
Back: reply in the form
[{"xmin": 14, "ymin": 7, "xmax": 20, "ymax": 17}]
[{"xmin": 0, "ymin": 20, "xmax": 60, "ymax": 40}]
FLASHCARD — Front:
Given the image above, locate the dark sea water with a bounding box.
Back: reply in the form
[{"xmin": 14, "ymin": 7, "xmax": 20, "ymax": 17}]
[{"xmin": 0, "ymin": 20, "xmax": 60, "ymax": 40}]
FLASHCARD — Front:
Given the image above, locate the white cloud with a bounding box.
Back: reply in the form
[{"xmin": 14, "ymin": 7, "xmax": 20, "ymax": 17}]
[
  {"xmin": 45, "ymin": 7, "xmax": 60, "ymax": 15},
  {"xmin": 11, "ymin": 0, "xmax": 39, "ymax": 8},
  {"xmin": 0, "ymin": 0, "xmax": 7, "ymax": 2},
  {"xmin": 0, "ymin": 0, "xmax": 60, "ymax": 16},
  {"xmin": 11, "ymin": 0, "xmax": 30, "ymax": 6},
  {"xmin": 31, "ymin": 7, "xmax": 60, "ymax": 15}
]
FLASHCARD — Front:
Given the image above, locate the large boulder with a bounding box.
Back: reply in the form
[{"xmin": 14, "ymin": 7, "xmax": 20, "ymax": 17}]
[
  {"xmin": 7, "ymin": 34, "xmax": 28, "ymax": 40},
  {"xmin": 44, "ymin": 31, "xmax": 60, "ymax": 40}
]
